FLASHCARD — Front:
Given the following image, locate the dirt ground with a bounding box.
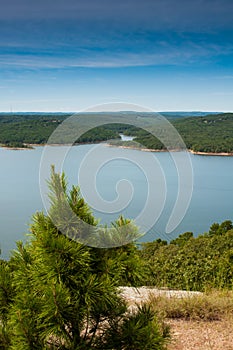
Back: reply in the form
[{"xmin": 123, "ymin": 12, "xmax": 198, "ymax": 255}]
[{"xmin": 167, "ymin": 319, "xmax": 233, "ymax": 350}]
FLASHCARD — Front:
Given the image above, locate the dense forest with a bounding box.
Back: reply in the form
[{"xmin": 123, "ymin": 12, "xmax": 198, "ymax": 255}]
[
  {"xmin": 0, "ymin": 113, "xmax": 120, "ymax": 148},
  {"xmin": 173, "ymin": 113, "xmax": 233, "ymax": 153},
  {"xmin": 114, "ymin": 113, "xmax": 233, "ymax": 153},
  {"xmin": 1, "ymin": 112, "xmax": 233, "ymax": 153}
]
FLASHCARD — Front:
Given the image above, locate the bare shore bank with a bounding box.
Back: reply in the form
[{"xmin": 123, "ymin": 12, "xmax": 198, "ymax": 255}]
[
  {"xmin": 2, "ymin": 141, "xmax": 233, "ymax": 156},
  {"xmin": 106, "ymin": 143, "xmax": 233, "ymax": 156}
]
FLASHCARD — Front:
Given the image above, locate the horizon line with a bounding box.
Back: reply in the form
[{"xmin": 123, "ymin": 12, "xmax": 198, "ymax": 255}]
[{"xmin": 0, "ymin": 110, "xmax": 230, "ymax": 114}]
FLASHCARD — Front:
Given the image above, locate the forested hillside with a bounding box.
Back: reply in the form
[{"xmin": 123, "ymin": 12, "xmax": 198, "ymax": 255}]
[
  {"xmin": 121, "ymin": 113, "xmax": 233, "ymax": 153},
  {"xmin": 0, "ymin": 113, "xmax": 120, "ymax": 148},
  {"xmin": 175, "ymin": 113, "xmax": 233, "ymax": 153},
  {"xmin": 1, "ymin": 112, "xmax": 233, "ymax": 153}
]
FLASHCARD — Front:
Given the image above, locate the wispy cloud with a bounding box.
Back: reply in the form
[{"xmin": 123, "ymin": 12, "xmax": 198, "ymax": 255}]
[
  {"xmin": 0, "ymin": 2, "xmax": 233, "ymax": 73},
  {"xmin": 0, "ymin": 33, "xmax": 232, "ymax": 70}
]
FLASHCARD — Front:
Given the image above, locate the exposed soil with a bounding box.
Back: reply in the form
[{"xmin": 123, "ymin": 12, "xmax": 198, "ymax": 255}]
[{"xmin": 167, "ymin": 319, "xmax": 233, "ymax": 350}]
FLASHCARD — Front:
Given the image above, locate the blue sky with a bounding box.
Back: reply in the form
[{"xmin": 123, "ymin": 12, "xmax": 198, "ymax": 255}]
[{"xmin": 0, "ymin": 0, "xmax": 233, "ymax": 111}]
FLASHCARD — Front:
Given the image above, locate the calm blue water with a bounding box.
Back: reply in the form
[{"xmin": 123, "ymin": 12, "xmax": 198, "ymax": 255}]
[{"xmin": 1, "ymin": 144, "xmax": 233, "ymax": 259}]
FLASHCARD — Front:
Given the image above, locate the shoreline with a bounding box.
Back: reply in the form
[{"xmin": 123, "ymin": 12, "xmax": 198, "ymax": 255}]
[
  {"xmin": 0, "ymin": 144, "xmax": 34, "ymax": 151},
  {"xmin": 106, "ymin": 144, "xmax": 172, "ymax": 153},
  {"xmin": 106, "ymin": 143, "xmax": 233, "ymax": 156},
  {"xmin": 189, "ymin": 149, "xmax": 233, "ymax": 156},
  {"xmin": 1, "ymin": 142, "xmax": 233, "ymax": 156},
  {"xmin": 0, "ymin": 140, "xmax": 105, "ymax": 150}
]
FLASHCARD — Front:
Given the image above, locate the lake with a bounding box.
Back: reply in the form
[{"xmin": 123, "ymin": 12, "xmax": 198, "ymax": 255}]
[{"xmin": 1, "ymin": 143, "xmax": 233, "ymax": 258}]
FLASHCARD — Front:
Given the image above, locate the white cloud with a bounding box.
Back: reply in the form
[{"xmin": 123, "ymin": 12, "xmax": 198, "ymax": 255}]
[{"xmin": 0, "ymin": 38, "xmax": 232, "ymax": 70}]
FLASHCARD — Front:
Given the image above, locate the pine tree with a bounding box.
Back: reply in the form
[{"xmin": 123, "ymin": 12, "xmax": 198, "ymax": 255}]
[{"xmin": 0, "ymin": 168, "xmax": 169, "ymax": 349}]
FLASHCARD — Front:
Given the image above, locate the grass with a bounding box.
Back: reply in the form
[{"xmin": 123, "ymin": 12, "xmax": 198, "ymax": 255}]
[{"xmin": 148, "ymin": 290, "xmax": 233, "ymax": 322}]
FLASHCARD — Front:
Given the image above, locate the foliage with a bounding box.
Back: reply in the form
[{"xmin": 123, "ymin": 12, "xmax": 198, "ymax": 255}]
[
  {"xmin": 0, "ymin": 114, "xmax": 120, "ymax": 147},
  {"xmin": 140, "ymin": 222, "xmax": 233, "ymax": 291},
  {"xmin": 0, "ymin": 169, "xmax": 169, "ymax": 349},
  {"xmin": 2, "ymin": 112, "xmax": 233, "ymax": 153},
  {"xmin": 129, "ymin": 113, "xmax": 233, "ymax": 153},
  {"xmin": 109, "ymin": 113, "xmax": 233, "ymax": 153},
  {"xmin": 170, "ymin": 232, "xmax": 193, "ymax": 247},
  {"xmin": 208, "ymin": 220, "xmax": 233, "ymax": 236},
  {"xmin": 98, "ymin": 304, "xmax": 170, "ymax": 350}
]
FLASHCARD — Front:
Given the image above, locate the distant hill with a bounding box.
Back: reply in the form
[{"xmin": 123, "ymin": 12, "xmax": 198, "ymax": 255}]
[
  {"xmin": 160, "ymin": 111, "xmax": 222, "ymax": 119},
  {"xmin": 0, "ymin": 111, "xmax": 233, "ymax": 153}
]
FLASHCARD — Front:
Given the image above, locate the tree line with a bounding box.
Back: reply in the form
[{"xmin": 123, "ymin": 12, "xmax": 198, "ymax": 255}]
[{"xmin": 1, "ymin": 112, "xmax": 233, "ymax": 153}]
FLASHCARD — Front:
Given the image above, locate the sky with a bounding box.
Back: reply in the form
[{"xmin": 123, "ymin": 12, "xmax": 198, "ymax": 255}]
[{"xmin": 0, "ymin": 0, "xmax": 233, "ymax": 112}]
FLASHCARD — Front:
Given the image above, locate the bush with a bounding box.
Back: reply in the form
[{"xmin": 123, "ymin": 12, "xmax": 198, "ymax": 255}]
[{"xmin": 140, "ymin": 223, "xmax": 233, "ymax": 291}]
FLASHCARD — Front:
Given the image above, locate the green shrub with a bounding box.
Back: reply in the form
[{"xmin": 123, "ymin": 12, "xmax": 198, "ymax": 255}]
[{"xmin": 141, "ymin": 222, "xmax": 233, "ymax": 291}]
